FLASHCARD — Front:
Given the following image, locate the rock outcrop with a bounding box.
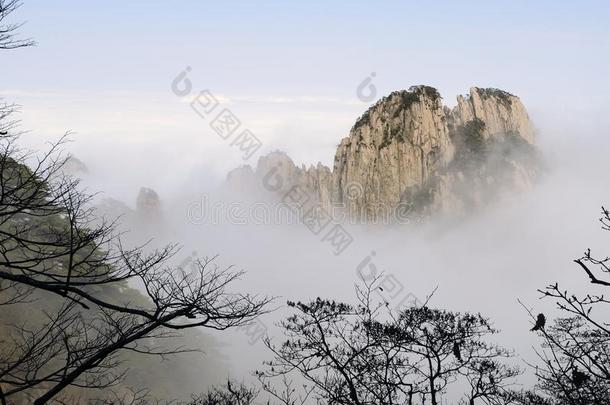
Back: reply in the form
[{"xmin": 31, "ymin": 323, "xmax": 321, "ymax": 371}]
[
  {"xmin": 452, "ymin": 88, "xmax": 535, "ymax": 144},
  {"xmin": 94, "ymin": 187, "xmax": 165, "ymax": 240},
  {"xmin": 333, "ymin": 86, "xmax": 455, "ymax": 219},
  {"xmin": 62, "ymin": 155, "xmax": 89, "ymax": 177},
  {"xmin": 225, "ymin": 86, "xmax": 540, "ymax": 222},
  {"xmin": 226, "ymin": 151, "xmax": 333, "ymax": 209},
  {"xmin": 136, "ymin": 187, "xmax": 161, "ymax": 217}
]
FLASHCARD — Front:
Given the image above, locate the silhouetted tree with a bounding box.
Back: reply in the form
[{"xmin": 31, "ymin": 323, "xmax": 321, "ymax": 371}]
[
  {"xmin": 0, "ymin": 0, "xmax": 35, "ymax": 49},
  {"xmin": 260, "ymin": 279, "xmax": 519, "ymax": 405},
  {"xmin": 189, "ymin": 379, "xmax": 259, "ymax": 405},
  {"xmin": 524, "ymin": 207, "xmax": 610, "ymax": 404},
  {"xmin": 0, "ymin": 5, "xmax": 270, "ymax": 402},
  {"xmin": 0, "ymin": 132, "xmax": 271, "ymax": 403},
  {"xmin": 0, "ymin": 81, "xmax": 270, "ymax": 405}
]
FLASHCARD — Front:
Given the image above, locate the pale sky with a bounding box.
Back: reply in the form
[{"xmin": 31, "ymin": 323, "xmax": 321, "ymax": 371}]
[{"xmin": 3, "ymin": 0, "xmax": 610, "ymax": 199}]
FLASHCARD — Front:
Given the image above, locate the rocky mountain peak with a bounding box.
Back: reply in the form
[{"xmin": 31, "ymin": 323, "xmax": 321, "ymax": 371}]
[
  {"xmin": 453, "ymin": 87, "xmax": 535, "ymax": 144},
  {"xmin": 225, "ymin": 85, "xmax": 540, "ymax": 222},
  {"xmin": 352, "ymin": 85, "xmax": 443, "ymax": 131}
]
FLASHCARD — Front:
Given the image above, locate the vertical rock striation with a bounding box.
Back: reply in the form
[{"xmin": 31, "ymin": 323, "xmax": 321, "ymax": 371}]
[{"xmin": 225, "ymin": 86, "xmax": 540, "ymax": 221}]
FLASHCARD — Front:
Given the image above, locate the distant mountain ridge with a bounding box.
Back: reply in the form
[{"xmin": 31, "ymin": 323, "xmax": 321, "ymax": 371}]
[{"xmin": 226, "ymin": 86, "xmax": 541, "ymax": 221}]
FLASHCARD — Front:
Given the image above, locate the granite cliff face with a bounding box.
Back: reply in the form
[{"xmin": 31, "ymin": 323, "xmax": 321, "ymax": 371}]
[
  {"xmin": 226, "ymin": 86, "xmax": 540, "ymax": 221},
  {"xmin": 333, "ymin": 86, "xmax": 454, "ymax": 218},
  {"xmin": 452, "ymin": 88, "xmax": 535, "ymax": 144}
]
